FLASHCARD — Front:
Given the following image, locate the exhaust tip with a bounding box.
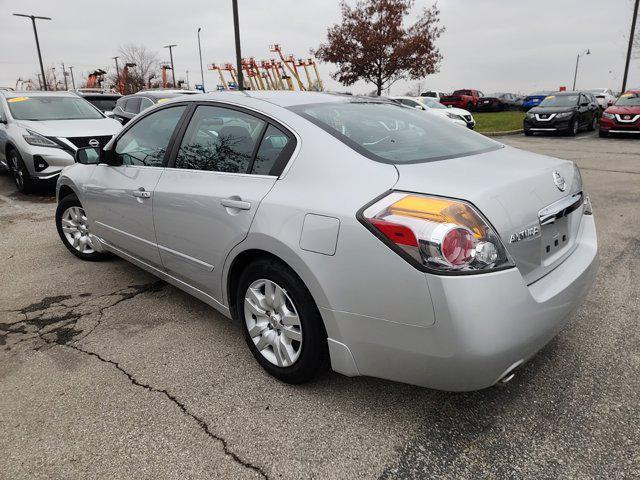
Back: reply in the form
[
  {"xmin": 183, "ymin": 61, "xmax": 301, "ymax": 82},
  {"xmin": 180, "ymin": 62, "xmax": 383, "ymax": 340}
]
[{"xmin": 496, "ymin": 359, "xmax": 524, "ymax": 386}]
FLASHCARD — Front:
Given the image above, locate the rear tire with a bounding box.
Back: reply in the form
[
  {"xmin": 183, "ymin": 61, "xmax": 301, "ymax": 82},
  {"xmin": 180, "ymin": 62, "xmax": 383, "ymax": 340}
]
[
  {"xmin": 55, "ymin": 195, "xmax": 111, "ymax": 261},
  {"xmin": 7, "ymin": 149, "xmax": 35, "ymax": 194},
  {"xmin": 236, "ymin": 258, "xmax": 329, "ymax": 384},
  {"xmin": 466, "ymin": 102, "xmax": 473, "ymax": 111}
]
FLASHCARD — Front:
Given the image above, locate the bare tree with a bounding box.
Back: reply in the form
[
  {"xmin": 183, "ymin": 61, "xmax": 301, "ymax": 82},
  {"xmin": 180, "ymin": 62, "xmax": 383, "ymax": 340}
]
[
  {"xmin": 315, "ymin": 0, "xmax": 445, "ymax": 95},
  {"xmin": 110, "ymin": 44, "xmax": 160, "ymax": 93}
]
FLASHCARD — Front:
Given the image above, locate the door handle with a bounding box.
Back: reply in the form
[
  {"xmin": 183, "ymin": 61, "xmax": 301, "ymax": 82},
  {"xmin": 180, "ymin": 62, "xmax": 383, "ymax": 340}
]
[
  {"xmin": 133, "ymin": 187, "xmax": 151, "ymax": 199},
  {"xmin": 221, "ymin": 198, "xmax": 251, "ymax": 210}
]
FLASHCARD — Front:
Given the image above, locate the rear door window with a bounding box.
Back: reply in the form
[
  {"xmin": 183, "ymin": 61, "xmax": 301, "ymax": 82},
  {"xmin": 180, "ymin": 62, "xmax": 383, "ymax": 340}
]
[
  {"xmin": 251, "ymin": 125, "xmax": 291, "ymax": 175},
  {"xmin": 125, "ymin": 97, "xmax": 142, "ymax": 114}
]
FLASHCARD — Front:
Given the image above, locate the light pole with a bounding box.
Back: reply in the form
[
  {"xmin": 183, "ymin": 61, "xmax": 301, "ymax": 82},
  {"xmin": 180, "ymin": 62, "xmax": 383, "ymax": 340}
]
[
  {"xmin": 197, "ymin": 27, "xmax": 205, "ymax": 92},
  {"xmin": 622, "ymin": 0, "xmax": 639, "ymax": 93},
  {"xmin": 13, "ymin": 13, "xmax": 51, "ymax": 91},
  {"xmin": 61, "ymin": 62, "xmax": 68, "ymax": 90},
  {"xmin": 68, "ymin": 66, "xmax": 76, "ymax": 90},
  {"xmin": 164, "ymin": 44, "xmax": 177, "ymax": 87},
  {"xmin": 51, "ymin": 67, "xmax": 57, "ymax": 91},
  {"xmin": 186, "ymin": 70, "xmax": 190, "ymax": 89},
  {"xmin": 232, "ymin": 0, "xmax": 244, "ymax": 90},
  {"xmin": 113, "ymin": 56, "xmax": 121, "ymax": 92},
  {"xmin": 572, "ymin": 49, "xmax": 590, "ymax": 91}
]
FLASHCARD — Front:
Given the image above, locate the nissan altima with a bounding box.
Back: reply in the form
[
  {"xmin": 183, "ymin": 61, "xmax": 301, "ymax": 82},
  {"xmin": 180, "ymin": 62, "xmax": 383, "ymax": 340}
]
[{"xmin": 55, "ymin": 91, "xmax": 598, "ymax": 391}]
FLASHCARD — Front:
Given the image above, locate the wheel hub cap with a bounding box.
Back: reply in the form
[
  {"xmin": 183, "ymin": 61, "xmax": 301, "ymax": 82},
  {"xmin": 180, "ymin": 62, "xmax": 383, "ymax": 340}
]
[
  {"xmin": 61, "ymin": 206, "xmax": 96, "ymax": 254},
  {"xmin": 244, "ymin": 279, "xmax": 303, "ymax": 367}
]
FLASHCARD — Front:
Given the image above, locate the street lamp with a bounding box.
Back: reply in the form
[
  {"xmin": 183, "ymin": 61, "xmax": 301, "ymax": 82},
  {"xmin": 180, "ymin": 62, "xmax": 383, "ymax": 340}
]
[
  {"xmin": 68, "ymin": 66, "xmax": 76, "ymax": 90},
  {"xmin": 163, "ymin": 44, "xmax": 177, "ymax": 88},
  {"xmin": 197, "ymin": 27, "xmax": 205, "ymax": 92},
  {"xmin": 572, "ymin": 49, "xmax": 590, "ymax": 91},
  {"xmin": 113, "ymin": 56, "xmax": 121, "ymax": 92},
  {"xmin": 13, "ymin": 13, "xmax": 51, "ymax": 91}
]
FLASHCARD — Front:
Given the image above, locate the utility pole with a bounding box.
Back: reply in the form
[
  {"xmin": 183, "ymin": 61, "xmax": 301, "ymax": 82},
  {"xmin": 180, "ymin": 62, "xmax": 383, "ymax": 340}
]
[
  {"xmin": 13, "ymin": 13, "xmax": 51, "ymax": 91},
  {"xmin": 622, "ymin": 0, "xmax": 639, "ymax": 93},
  {"xmin": 113, "ymin": 56, "xmax": 121, "ymax": 92},
  {"xmin": 232, "ymin": 0, "xmax": 244, "ymax": 90},
  {"xmin": 164, "ymin": 44, "xmax": 177, "ymax": 87},
  {"xmin": 197, "ymin": 27, "xmax": 205, "ymax": 92},
  {"xmin": 186, "ymin": 70, "xmax": 190, "ymax": 89},
  {"xmin": 61, "ymin": 62, "xmax": 68, "ymax": 90},
  {"xmin": 37, "ymin": 73, "xmax": 43, "ymax": 90},
  {"xmin": 51, "ymin": 67, "xmax": 57, "ymax": 90},
  {"xmin": 68, "ymin": 66, "xmax": 76, "ymax": 90}
]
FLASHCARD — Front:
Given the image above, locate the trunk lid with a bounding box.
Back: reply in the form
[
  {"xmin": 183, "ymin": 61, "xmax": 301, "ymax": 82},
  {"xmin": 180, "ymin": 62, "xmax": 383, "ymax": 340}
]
[{"xmin": 393, "ymin": 145, "xmax": 584, "ymax": 284}]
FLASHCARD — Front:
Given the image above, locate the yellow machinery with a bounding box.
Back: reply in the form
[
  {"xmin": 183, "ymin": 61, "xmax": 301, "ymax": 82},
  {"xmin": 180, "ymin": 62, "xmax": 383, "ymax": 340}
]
[{"xmin": 208, "ymin": 63, "xmax": 228, "ymax": 90}]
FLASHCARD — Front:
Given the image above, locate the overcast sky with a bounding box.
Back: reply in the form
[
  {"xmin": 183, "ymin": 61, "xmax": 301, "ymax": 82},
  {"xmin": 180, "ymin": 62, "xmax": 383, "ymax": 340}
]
[{"xmin": 1, "ymin": 0, "xmax": 638, "ymax": 94}]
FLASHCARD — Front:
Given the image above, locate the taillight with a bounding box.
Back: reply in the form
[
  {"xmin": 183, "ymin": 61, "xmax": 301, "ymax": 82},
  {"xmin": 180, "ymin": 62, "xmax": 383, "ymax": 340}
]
[{"xmin": 359, "ymin": 192, "xmax": 514, "ymax": 274}]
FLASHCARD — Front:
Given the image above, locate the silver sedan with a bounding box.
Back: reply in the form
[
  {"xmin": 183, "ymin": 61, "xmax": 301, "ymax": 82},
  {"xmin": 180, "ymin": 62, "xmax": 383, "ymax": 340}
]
[{"xmin": 55, "ymin": 91, "xmax": 598, "ymax": 391}]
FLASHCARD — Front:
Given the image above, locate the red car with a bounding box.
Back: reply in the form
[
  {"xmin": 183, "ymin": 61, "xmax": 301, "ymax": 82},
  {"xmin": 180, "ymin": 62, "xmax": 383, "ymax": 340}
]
[
  {"xmin": 440, "ymin": 89, "xmax": 484, "ymax": 111},
  {"xmin": 599, "ymin": 90, "xmax": 640, "ymax": 137}
]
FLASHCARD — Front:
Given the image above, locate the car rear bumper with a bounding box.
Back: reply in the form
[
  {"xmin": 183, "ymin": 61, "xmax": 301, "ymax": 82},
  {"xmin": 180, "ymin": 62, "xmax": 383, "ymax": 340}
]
[{"xmin": 324, "ymin": 215, "xmax": 598, "ymax": 391}]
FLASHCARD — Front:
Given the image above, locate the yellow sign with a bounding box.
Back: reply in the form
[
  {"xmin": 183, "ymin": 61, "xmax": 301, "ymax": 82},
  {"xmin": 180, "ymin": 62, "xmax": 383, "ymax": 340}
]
[{"xmin": 8, "ymin": 96, "xmax": 29, "ymax": 103}]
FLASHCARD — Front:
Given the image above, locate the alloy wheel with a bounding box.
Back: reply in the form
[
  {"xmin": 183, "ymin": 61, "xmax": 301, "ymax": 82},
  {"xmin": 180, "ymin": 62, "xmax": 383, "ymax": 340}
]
[
  {"xmin": 60, "ymin": 206, "xmax": 96, "ymax": 254},
  {"xmin": 244, "ymin": 279, "xmax": 303, "ymax": 367},
  {"xmin": 10, "ymin": 154, "xmax": 23, "ymax": 190}
]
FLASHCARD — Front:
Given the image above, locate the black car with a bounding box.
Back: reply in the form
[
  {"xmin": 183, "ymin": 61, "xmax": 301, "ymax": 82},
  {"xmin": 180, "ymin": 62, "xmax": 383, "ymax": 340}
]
[
  {"xmin": 111, "ymin": 89, "xmax": 199, "ymax": 125},
  {"xmin": 523, "ymin": 91, "xmax": 600, "ymax": 136},
  {"xmin": 476, "ymin": 92, "xmax": 521, "ymax": 111},
  {"xmin": 75, "ymin": 90, "xmax": 122, "ymax": 115}
]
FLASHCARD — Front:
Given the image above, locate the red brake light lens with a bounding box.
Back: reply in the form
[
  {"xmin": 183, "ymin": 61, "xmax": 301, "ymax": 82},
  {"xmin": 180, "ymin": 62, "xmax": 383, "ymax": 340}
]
[{"xmin": 360, "ymin": 192, "xmax": 513, "ymax": 274}]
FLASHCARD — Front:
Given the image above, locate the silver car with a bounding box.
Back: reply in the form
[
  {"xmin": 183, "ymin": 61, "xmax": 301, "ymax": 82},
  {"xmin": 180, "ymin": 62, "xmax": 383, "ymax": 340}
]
[
  {"xmin": 0, "ymin": 91, "xmax": 122, "ymax": 193},
  {"xmin": 55, "ymin": 91, "xmax": 598, "ymax": 391}
]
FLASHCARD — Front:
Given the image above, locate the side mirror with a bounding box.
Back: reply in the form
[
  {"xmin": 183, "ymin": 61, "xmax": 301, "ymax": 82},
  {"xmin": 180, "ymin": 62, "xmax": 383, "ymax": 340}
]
[{"xmin": 75, "ymin": 147, "xmax": 101, "ymax": 165}]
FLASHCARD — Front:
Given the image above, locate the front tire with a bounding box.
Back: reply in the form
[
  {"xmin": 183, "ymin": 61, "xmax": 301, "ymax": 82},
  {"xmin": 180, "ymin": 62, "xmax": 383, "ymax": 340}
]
[
  {"xmin": 8, "ymin": 149, "xmax": 35, "ymax": 194},
  {"xmin": 524, "ymin": 129, "xmax": 533, "ymax": 137},
  {"xmin": 236, "ymin": 258, "xmax": 329, "ymax": 384},
  {"xmin": 567, "ymin": 118, "xmax": 579, "ymax": 136},
  {"xmin": 588, "ymin": 115, "xmax": 598, "ymax": 131},
  {"xmin": 55, "ymin": 195, "xmax": 110, "ymax": 261}
]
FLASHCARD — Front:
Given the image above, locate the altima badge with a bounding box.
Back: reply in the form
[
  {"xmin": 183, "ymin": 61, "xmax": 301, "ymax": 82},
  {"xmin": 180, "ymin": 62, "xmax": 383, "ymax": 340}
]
[
  {"xmin": 552, "ymin": 171, "xmax": 566, "ymax": 192},
  {"xmin": 509, "ymin": 226, "xmax": 540, "ymax": 243}
]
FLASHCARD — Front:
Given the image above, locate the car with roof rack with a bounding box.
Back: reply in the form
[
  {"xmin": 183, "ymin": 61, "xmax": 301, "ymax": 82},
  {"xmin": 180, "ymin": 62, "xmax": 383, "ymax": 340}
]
[{"xmin": 0, "ymin": 90, "xmax": 122, "ymax": 193}]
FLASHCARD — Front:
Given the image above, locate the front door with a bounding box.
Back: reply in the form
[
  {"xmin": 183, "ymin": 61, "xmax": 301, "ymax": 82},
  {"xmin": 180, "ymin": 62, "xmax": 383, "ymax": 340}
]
[
  {"xmin": 153, "ymin": 104, "xmax": 295, "ymax": 301},
  {"xmin": 84, "ymin": 105, "xmax": 187, "ymax": 267}
]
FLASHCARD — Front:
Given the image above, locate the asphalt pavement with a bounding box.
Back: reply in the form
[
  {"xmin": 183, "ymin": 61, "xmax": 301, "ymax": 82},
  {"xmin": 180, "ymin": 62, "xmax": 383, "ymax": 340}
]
[{"xmin": 1, "ymin": 130, "xmax": 638, "ymax": 479}]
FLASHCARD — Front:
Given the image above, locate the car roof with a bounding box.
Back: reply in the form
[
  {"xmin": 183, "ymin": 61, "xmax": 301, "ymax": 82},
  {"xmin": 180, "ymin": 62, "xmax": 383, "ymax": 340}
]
[
  {"xmin": 0, "ymin": 90, "xmax": 79, "ymax": 98},
  {"xmin": 198, "ymin": 90, "xmax": 383, "ymax": 107}
]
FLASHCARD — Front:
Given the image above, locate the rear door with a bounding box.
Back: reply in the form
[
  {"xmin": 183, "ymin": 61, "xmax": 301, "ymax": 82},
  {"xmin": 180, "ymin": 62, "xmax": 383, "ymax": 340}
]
[
  {"xmin": 84, "ymin": 104, "xmax": 188, "ymax": 267},
  {"xmin": 153, "ymin": 103, "xmax": 296, "ymax": 301}
]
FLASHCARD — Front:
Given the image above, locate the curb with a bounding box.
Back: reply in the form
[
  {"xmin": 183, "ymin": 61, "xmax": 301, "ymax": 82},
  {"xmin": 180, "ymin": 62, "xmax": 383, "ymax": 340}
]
[{"xmin": 481, "ymin": 129, "xmax": 524, "ymax": 137}]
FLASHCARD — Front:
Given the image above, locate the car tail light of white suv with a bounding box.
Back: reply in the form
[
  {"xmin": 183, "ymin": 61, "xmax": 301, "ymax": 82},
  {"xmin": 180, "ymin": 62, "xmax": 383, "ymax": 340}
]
[{"xmin": 359, "ymin": 191, "xmax": 514, "ymax": 274}]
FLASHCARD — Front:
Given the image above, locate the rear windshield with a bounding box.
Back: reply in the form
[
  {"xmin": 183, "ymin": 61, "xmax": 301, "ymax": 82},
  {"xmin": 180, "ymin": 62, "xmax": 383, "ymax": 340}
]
[
  {"xmin": 452, "ymin": 90, "xmax": 472, "ymax": 96},
  {"xmin": 615, "ymin": 92, "xmax": 640, "ymax": 106},
  {"xmin": 85, "ymin": 98, "xmax": 119, "ymax": 112},
  {"xmin": 290, "ymin": 101, "xmax": 500, "ymax": 164},
  {"xmin": 7, "ymin": 96, "xmax": 103, "ymax": 120},
  {"xmin": 539, "ymin": 95, "xmax": 579, "ymax": 107}
]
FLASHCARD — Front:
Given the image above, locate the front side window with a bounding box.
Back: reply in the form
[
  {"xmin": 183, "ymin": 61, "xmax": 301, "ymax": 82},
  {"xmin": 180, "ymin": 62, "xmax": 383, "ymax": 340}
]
[
  {"xmin": 115, "ymin": 105, "xmax": 186, "ymax": 167},
  {"xmin": 7, "ymin": 96, "xmax": 103, "ymax": 120},
  {"xmin": 291, "ymin": 101, "xmax": 499, "ymax": 164},
  {"xmin": 174, "ymin": 105, "xmax": 265, "ymax": 173}
]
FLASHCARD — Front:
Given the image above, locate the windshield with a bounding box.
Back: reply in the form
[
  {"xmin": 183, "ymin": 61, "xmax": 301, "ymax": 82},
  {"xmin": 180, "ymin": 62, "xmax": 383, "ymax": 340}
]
[
  {"xmin": 615, "ymin": 92, "xmax": 640, "ymax": 106},
  {"xmin": 290, "ymin": 101, "xmax": 499, "ymax": 164},
  {"xmin": 418, "ymin": 97, "xmax": 446, "ymax": 109},
  {"xmin": 85, "ymin": 98, "xmax": 119, "ymax": 112},
  {"xmin": 7, "ymin": 96, "xmax": 104, "ymax": 120},
  {"xmin": 538, "ymin": 95, "xmax": 578, "ymax": 107}
]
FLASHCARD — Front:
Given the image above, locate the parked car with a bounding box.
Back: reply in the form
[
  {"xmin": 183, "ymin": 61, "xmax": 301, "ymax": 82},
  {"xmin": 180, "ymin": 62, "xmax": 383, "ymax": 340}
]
[
  {"xmin": 599, "ymin": 90, "xmax": 640, "ymax": 137},
  {"xmin": 0, "ymin": 91, "xmax": 121, "ymax": 193},
  {"xmin": 440, "ymin": 89, "xmax": 484, "ymax": 111},
  {"xmin": 477, "ymin": 93, "xmax": 521, "ymax": 111},
  {"xmin": 111, "ymin": 89, "xmax": 199, "ymax": 125},
  {"xmin": 75, "ymin": 89, "xmax": 122, "ymax": 116},
  {"xmin": 55, "ymin": 91, "xmax": 597, "ymax": 391},
  {"xmin": 391, "ymin": 96, "xmax": 475, "ymax": 129},
  {"xmin": 588, "ymin": 88, "xmax": 616, "ymax": 110},
  {"xmin": 419, "ymin": 91, "xmax": 446, "ymax": 101},
  {"xmin": 523, "ymin": 91, "xmax": 600, "ymax": 136},
  {"xmin": 522, "ymin": 91, "xmax": 553, "ymax": 111},
  {"xmin": 417, "ymin": 96, "xmax": 475, "ymax": 129}
]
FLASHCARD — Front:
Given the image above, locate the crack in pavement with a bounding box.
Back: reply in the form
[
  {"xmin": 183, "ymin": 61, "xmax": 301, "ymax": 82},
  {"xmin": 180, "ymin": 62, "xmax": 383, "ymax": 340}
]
[{"xmin": 2, "ymin": 283, "xmax": 269, "ymax": 479}]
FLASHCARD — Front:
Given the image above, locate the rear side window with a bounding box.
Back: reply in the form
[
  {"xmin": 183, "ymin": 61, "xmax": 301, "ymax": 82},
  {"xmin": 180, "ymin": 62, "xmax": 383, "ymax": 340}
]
[
  {"xmin": 115, "ymin": 105, "xmax": 186, "ymax": 167},
  {"xmin": 290, "ymin": 101, "xmax": 499, "ymax": 164},
  {"xmin": 174, "ymin": 105, "xmax": 265, "ymax": 173},
  {"xmin": 124, "ymin": 97, "xmax": 142, "ymax": 113},
  {"xmin": 140, "ymin": 97, "xmax": 154, "ymax": 111},
  {"xmin": 251, "ymin": 125, "xmax": 291, "ymax": 175}
]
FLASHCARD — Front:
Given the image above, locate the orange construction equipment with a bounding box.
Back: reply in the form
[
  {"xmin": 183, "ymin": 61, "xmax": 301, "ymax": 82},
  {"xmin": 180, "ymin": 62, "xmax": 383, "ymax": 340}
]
[
  {"xmin": 86, "ymin": 69, "xmax": 106, "ymax": 89},
  {"xmin": 308, "ymin": 58, "xmax": 324, "ymax": 91},
  {"xmin": 270, "ymin": 44, "xmax": 305, "ymax": 90},
  {"xmin": 222, "ymin": 63, "xmax": 238, "ymax": 87},
  {"xmin": 297, "ymin": 58, "xmax": 314, "ymax": 90},
  {"xmin": 208, "ymin": 63, "xmax": 228, "ymax": 90},
  {"xmin": 161, "ymin": 63, "xmax": 172, "ymax": 88}
]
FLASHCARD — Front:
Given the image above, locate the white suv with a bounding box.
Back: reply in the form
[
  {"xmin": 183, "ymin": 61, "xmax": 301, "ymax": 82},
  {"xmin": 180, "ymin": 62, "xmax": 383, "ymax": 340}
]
[{"xmin": 0, "ymin": 91, "xmax": 121, "ymax": 193}]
